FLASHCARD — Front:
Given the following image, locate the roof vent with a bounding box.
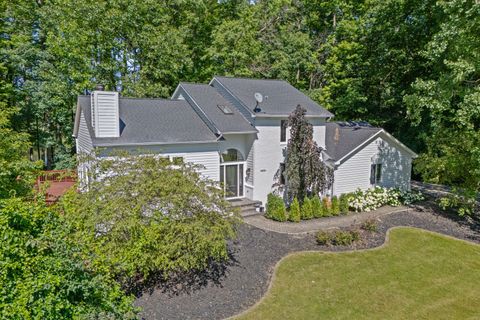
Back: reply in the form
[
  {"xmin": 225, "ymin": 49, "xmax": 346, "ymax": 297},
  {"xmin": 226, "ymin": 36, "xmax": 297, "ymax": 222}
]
[
  {"xmin": 218, "ymin": 104, "xmax": 233, "ymax": 114},
  {"xmin": 91, "ymin": 91, "xmax": 120, "ymax": 138}
]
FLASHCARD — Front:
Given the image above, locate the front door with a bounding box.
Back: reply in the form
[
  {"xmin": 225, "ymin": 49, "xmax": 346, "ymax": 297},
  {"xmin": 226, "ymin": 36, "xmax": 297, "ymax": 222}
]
[{"xmin": 220, "ymin": 163, "xmax": 244, "ymax": 199}]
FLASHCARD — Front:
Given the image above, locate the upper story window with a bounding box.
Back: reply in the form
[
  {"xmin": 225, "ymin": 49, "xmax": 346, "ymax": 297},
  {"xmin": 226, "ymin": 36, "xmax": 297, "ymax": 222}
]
[
  {"xmin": 221, "ymin": 148, "xmax": 244, "ymax": 162},
  {"xmin": 370, "ymin": 163, "xmax": 382, "ymax": 184},
  {"xmin": 280, "ymin": 120, "xmax": 287, "ymax": 142}
]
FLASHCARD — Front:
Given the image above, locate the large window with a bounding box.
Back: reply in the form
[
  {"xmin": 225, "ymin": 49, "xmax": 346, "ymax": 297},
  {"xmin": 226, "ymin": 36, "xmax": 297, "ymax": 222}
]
[
  {"xmin": 370, "ymin": 163, "xmax": 382, "ymax": 184},
  {"xmin": 280, "ymin": 120, "xmax": 287, "ymax": 142},
  {"xmin": 221, "ymin": 149, "xmax": 244, "ymax": 163},
  {"xmin": 279, "ymin": 163, "xmax": 286, "ymax": 185}
]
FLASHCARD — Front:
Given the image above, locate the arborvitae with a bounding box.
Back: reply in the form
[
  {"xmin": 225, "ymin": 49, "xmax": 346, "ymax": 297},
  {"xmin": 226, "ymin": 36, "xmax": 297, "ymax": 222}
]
[
  {"xmin": 331, "ymin": 196, "xmax": 340, "ymax": 216},
  {"xmin": 288, "ymin": 197, "xmax": 301, "ymax": 222},
  {"xmin": 301, "ymin": 196, "xmax": 314, "ymax": 220},
  {"xmin": 339, "ymin": 193, "xmax": 350, "ymax": 214},
  {"xmin": 312, "ymin": 195, "xmax": 323, "ymax": 218},
  {"xmin": 322, "ymin": 197, "xmax": 331, "ymax": 217},
  {"xmin": 266, "ymin": 193, "xmax": 287, "ymax": 222}
]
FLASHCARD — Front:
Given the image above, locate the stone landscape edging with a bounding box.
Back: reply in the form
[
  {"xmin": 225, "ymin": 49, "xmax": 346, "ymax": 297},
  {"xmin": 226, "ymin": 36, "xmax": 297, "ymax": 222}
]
[{"xmin": 243, "ymin": 206, "xmax": 411, "ymax": 235}]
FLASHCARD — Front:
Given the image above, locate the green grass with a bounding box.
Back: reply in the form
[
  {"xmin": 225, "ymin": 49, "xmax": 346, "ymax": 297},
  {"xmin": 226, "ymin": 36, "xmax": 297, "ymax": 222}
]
[{"xmin": 237, "ymin": 228, "xmax": 480, "ymax": 320}]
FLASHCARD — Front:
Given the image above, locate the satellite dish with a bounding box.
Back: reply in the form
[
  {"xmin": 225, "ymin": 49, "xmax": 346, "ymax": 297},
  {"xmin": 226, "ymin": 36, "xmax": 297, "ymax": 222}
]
[{"xmin": 254, "ymin": 92, "xmax": 263, "ymax": 104}]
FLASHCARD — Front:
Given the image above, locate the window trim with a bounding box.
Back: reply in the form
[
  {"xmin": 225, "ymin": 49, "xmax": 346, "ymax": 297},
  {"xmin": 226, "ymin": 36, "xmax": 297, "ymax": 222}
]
[
  {"xmin": 280, "ymin": 120, "xmax": 287, "ymax": 143},
  {"xmin": 370, "ymin": 163, "xmax": 382, "ymax": 185}
]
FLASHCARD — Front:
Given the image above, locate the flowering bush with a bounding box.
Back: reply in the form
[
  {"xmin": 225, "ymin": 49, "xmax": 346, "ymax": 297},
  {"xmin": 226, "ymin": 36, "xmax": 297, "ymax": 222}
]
[{"xmin": 348, "ymin": 187, "xmax": 424, "ymax": 212}]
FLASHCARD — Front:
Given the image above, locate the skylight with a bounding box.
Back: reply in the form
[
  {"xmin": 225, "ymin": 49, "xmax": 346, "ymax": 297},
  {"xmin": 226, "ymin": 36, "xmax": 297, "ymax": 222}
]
[{"xmin": 218, "ymin": 104, "xmax": 233, "ymax": 114}]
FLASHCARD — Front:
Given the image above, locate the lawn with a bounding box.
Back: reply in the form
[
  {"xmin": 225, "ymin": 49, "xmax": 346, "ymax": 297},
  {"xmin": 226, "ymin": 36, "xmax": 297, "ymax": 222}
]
[{"xmin": 236, "ymin": 227, "xmax": 480, "ymax": 319}]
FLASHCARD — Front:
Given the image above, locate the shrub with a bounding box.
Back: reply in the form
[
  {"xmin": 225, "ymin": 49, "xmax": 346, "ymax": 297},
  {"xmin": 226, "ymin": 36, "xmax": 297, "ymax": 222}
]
[
  {"xmin": 312, "ymin": 195, "xmax": 323, "ymax": 218},
  {"xmin": 331, "ymin": 196, "xmax": 340, "ymax": 216},
  {"xmin": 266, "ymin": 193, "xmax": 287, "ymax": 221},
  {"xmin": 348, "ymin": 187, "xmax": 424, "ymax": 212},
  {"xmin": 339, "ymin": 193, "xmax": 350, "ymax": 214},
  {"xmin": 0, "ymin": 198, "xmax": 136, "ymax": 318},
  {"xmin": 301, "ymin": 197, "xmax": 314, "ymax": 220},
  {"xmin": 361, "ymin": 219, "xmax": 378, "ymax": 232},
  {"xmin": 331, "ymin": 230, "xmax": 355, "ymax": 246},
  {"xmin": 63, "ymin": 151, "xmax": 238, "ymax": 283},
  {"xmin": 322, "ymin": 197, "xmax": 331, "ymax": 216},
  {"xmin": 316, "ymin": 231, "xmax": 330, "ymax": 245},
  {"xmin": 315, "ymin": 229, "xmax": 361, "ymax": 246},
  {"xmin": 288, "ymin": 197, "xmax": 301, "ymax": 222}
]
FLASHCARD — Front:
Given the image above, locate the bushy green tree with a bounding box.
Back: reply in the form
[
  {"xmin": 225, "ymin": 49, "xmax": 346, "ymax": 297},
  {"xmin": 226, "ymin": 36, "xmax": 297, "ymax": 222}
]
[
  {"xmin": 288, "ymin": 197, "xmax": 301, "ymax": 222},
  {"xmin": 322, "ymin": 197, "xmax": 332, "ymax": 217},
  {"xmin": 0, "ymin": 65, "xmax": 41, "ymax": 198},
  {"xmin": 285, "ymin": 105, "xmax": 333, "ymax": 203},
  {"xmin": 62, "ymin": 152, "xmax": 239, "ymax": 282},
  {"xmin": 266, "ymin": 193, "xmax": 287, "ymax": 222},
  {"xmin": 331, "ymin": 196, "xmax": 340, "ymax": 216},
  {"xmin": 339, "ymin": 193, "xmax": 350, "ymax": 214},
  {"xmin": 0, "ymin": 197, "xmax": 136, "ymax": 318},
  {"xmin": 404, "ymin": 0, "xmax": 480, "ymax": 217},
  {"xmin": 301, "ymin": 196, "xmax": 314, "ymax": 220},
  {"xmin": 312, "ymin": 195, "xmax": 323, "ymax": 218}
]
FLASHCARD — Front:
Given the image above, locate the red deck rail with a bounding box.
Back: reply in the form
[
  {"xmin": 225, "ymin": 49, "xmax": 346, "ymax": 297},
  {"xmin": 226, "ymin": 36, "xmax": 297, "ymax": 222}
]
[{"xmin": 36, "ymin": 170, "xmax": 77, "ymax": 203}]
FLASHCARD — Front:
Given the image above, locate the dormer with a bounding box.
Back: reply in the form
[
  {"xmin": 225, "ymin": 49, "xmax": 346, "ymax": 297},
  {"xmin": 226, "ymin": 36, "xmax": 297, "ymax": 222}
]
[{"xmin": 91, "ymin": 90, "xmax": 120, "ymax": 138}]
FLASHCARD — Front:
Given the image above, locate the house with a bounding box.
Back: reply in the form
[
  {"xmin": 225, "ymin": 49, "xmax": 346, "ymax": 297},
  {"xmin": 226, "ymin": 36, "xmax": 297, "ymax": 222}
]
[{"xmin": 73, "ymin": 76, "xmax": 416, "ymax": 208}]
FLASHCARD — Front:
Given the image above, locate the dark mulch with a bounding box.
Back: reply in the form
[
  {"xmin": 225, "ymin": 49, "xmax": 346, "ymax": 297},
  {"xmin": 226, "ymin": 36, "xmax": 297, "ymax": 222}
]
[{"xmin": 135, "ymin": 205, "xmax": 480, "ymax": 320}]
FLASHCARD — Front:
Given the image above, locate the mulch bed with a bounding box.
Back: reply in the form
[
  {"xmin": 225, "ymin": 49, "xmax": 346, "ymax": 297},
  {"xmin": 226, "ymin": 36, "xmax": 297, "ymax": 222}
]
[{"xmin": 135, "ymin": 203, "xmax": 480, "ymax": 320}]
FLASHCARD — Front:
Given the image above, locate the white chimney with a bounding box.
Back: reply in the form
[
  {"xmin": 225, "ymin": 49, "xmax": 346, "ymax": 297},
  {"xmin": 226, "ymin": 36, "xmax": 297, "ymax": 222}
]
[{"xmin": 91, "ymin": 91, "xmax": 120, "ymax": 138}]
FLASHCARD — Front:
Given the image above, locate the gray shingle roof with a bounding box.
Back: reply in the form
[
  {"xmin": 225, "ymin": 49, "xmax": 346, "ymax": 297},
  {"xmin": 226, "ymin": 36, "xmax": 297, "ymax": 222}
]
[
  {"xmin": 77, "ymin": 95, "xmax": 217, "ymax": 146},
  {"xmin": 325, "ymin": 122, "xmax": 382, "ymax": 161},
  {"xmin": 214, "ymin": 76, "xmax": 334, "ymax": 118},
  {"xmin": 179, "ymin": 83, "xmax": 257, "ymax": 134}
]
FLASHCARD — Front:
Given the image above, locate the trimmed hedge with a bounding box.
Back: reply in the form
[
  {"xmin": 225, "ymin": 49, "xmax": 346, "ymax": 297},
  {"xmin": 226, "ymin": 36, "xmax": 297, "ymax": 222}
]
[
  {"xmin": 266, "ymin": 193, "xmax": 287, "ymax": 222},
  {"xmin": 301, "ymin": 197, "xmax": 314, "ymax": 220},
  {"xmin": 288, "ymin": 197, "xmax": 301, "ymax": 222}
]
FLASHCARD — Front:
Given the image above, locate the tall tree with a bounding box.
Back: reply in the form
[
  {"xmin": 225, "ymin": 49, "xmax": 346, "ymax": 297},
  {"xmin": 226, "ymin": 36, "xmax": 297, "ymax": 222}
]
[
  {"xmin": 284, "ymin": 105, "xmax": 333, "ymax": 203},
  {"xmin": 404, "ymin": 0, "xmax": 480, "ymax": 214}
]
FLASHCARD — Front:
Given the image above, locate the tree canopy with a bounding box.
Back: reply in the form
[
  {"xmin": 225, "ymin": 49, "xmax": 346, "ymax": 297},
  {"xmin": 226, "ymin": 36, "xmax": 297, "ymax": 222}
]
[{"xmin": 2, "ymin": 0, "xmax": 479, "ymax": 203}]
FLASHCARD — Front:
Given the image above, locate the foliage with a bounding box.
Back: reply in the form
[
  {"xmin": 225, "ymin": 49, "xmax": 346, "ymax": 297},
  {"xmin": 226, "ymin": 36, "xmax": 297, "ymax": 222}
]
[
  {"xmin": 284, "ymin": 105, "xmax": 333, "ymax": 203},
  {"xmin": 439, "ymin": 189, "xmax": 479, "ymax": 218},
  {"xmin": 403, "ymin": 0, "xmax": 480, "ymax": 213},
  {"xmin": 361, "ymin": 219, "xmax": 378, "ymax": 232},
  {"xmin": 339, "ymin": 193, "xmax": 351, "ymax": 214},
  {"xmin": 312, "ymin": 195, "xmax": 323, "ymax": 218},
  {"xmin": 266, "ymin": 193, "xmax": 287, "ymax": 222},
  {"xmin": 0, "ymin": 103, "xmax": 41, "ymax": 199},
  {"xmin": 301, "ymin": 197, "xmax": 314, "ymax": 220},
  {"xmin": 315, "ymin": 231, "xmax": 330, "ymax": 246},
  {"xmin": 0, "ymin": 197, "xmax": 136, "ymax": 318},
  {"xmin": 316, "ymin": 229, "xmax": 360, "ymax": 246},
  {"xmin": 330, "ymin": 196, "xmax": 340, "ymax": 216},
  {"xmin": 288, "ymin": 197, "xmax": 301, "ymax": 223},
  {"xmin": 322, "ymin": 197, "xmax": 331, "ymax": 217},
  {"xmin": 348, "ymin": 187, "xmax": 424, "ymax": 212},
  {"xmin": 62, "ymin": 152, "xmax": 238, "ymax": 282}
]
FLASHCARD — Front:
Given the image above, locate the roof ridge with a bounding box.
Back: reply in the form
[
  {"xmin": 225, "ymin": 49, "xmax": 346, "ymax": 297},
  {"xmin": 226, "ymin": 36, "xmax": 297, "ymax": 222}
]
[{"xmin": 214, "ymin": 75, "xmax": 287, "ymax": 82}]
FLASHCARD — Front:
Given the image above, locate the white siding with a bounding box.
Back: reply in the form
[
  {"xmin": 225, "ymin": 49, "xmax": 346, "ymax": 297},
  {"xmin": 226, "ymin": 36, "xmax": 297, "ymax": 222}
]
[
  {"xmin": 76, "ymin": 111, "xmax": 93, "ymax": 154},
  {"xmin": 92, "ymin": 91, "xmax": 120, "ymax": 138},
  {"xmin": 246, "ymin": 143, "xmax": 254, "ymax": 185},
  {"xmin": 252, "ymin": 117, "xmax": 327, "ymax": 205},
  {"xmin": 183, "ymin": 151, "xmax": 220, "ymax": 181},
  {"xmin": 103, "ymin": 143, "xmax": 220, "ymax": 181},
  {"xmin": 333, "ymin": 136, "xmax": 412, "ymax": 195}
]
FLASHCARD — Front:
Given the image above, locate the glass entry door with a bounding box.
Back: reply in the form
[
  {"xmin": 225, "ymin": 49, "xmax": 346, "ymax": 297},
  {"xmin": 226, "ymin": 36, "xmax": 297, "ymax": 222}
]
[{"xmin": 220, "ymin": 163, "xmax": 244, "ymax": 199}]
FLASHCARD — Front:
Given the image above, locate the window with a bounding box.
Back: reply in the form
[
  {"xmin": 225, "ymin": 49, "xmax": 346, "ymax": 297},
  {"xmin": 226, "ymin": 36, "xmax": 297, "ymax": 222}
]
[
  {"xmin": 279, "ymin": 163, "xmax": 286, "ymax": 185},
  {"xmin": 370, "ymin": 163, "xmax": 382, "ymax": 184},
  {"xmin": 218, "ymin": 104, "xmax": 233, "ymax": 114},
  {"xmin": 221, "ymin": 149, "xmax": 244, "ymax": 162},
  {"xmin": 280, "ymin": 120, "xmax": 287, "ymax": 142}
]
